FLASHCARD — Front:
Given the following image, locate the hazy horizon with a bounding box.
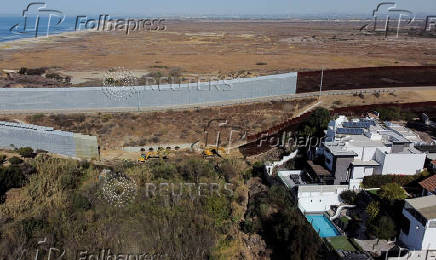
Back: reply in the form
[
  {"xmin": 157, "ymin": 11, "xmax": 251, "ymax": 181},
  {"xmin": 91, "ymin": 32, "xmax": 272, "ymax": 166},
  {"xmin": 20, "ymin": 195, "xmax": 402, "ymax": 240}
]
[{"xmin": 1, "ymin": 0, "xmax": 435, "ymax": 17}]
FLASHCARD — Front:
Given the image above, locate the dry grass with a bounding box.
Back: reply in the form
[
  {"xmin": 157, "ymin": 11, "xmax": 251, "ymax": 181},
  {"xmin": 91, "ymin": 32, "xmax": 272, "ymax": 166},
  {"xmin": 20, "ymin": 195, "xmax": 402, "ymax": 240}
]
[
  {"xmin": 1, "ymin": 98, "xmax": 317, "ymax": 152},
  {"xmin": 0, "ymin": 20, "xmax": 434, "ymax": 86}
]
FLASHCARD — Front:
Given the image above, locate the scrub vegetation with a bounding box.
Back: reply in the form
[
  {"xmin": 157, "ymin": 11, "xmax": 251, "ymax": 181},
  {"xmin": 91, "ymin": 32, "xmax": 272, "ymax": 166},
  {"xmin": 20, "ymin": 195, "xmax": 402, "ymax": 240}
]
[{"xmin": 0, "ymin": 152, "xmax": 329, "ymax": 259}]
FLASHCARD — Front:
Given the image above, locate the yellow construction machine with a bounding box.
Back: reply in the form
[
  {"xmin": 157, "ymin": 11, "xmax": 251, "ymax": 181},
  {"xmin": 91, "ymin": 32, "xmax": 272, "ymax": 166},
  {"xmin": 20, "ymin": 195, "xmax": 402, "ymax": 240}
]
[
  {"xmin": 202, "ymin": 146, "xmax": 226, "ymax": 158},
  {"xmin": 138, "ymin": 147, "xmax": 170, "ymax": 163}
]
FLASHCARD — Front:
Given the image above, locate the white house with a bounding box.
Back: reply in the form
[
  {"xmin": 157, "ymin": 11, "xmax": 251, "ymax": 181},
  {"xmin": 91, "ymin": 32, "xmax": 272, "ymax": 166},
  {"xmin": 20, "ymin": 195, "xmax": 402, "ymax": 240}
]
[
  {"xmin": 297, "ymin": 185, "xmax": 349, "ymax": 213},
  {"xmin": 399, "ymin": 195, "xmax": 436, "ymax": 250},
  {"xmin": 317, "ymin": 116, "xmax": 426, "ymax": 188}
]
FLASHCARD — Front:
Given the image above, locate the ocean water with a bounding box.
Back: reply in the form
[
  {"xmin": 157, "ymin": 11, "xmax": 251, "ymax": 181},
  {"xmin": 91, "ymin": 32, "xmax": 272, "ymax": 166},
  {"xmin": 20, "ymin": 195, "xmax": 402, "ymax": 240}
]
[{"xmin": 0, "ymin": 16, "xmax": 78, "ymax": 42}]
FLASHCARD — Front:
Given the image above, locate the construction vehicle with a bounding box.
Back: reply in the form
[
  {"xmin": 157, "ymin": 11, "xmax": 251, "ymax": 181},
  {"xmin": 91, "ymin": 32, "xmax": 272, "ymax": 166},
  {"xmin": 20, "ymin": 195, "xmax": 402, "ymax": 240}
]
[
  {"xmin": 137, "ymin": 147, "xmax": 169, "ymax": 163},
  {"xmin": 202, "ymin": 146, "xmax": 226, "ymax": 158}
]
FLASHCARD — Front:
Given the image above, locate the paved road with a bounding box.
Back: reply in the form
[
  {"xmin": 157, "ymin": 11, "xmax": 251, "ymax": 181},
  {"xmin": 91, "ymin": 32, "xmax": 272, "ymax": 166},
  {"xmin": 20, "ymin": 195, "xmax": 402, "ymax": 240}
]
[{"xmin": 0, "ymin": 73, "xmax": 297, "ymax": 113}]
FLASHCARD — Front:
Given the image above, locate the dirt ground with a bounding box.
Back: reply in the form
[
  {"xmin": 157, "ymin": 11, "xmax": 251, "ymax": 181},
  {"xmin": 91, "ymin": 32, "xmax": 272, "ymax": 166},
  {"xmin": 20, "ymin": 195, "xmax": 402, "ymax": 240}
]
[
  {"xmin": 0, "ymin": 98, "xmax": 317, "ymax": 151},
  {"xmin": 0, "ymin": 20, "xmax": 435, "ymax": 86},
  {"xmin": 0, "ymin": 87, "xmax": 435, "ymax": 160},
  {"xmin": 320, "ymin": 87, "xmax": 436, "ymax": 108},
  {"xmin": 1, "ymin": 20, "xmax": 435, "ymax": 159}
]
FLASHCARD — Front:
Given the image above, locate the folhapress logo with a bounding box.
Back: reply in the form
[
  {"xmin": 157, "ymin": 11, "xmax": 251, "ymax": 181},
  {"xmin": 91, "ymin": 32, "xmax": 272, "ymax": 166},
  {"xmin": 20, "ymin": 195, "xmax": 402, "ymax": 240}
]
[
  {"xmin": 10, "ymin": 2, "xmax": 166, "ymax": 38},
  {"xmin": 75, "ymin": 15, "xmax": 166, "ymax": 34},
  {"xmin": 9, "ymin": 2, "xmax": 65, "ymax": 38},
  {"xmin": 360, "ymin": 2, "xmax": 436, "ymax": 37}
]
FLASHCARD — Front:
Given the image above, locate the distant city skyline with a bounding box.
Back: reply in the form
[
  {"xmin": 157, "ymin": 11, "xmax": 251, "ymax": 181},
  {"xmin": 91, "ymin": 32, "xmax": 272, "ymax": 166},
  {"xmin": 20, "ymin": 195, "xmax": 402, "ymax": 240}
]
[{"xmin": 1, "ymin": 0, "xmax": 435, "ymax": 16}]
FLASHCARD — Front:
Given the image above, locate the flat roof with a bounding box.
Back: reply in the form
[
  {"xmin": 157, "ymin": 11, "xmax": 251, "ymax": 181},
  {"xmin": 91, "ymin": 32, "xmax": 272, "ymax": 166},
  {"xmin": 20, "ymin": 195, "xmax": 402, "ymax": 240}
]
[
  {"xmin": 298, "ymin": 185, "xmax": 348, "ymax": 193},
  {"xmin": 324, "ymin": 144, "xmax": 357, "ymax": 156},
  {"xmin": 351, "ymin": 159, "xmax": 379, "ymax": 166},
  {"xmin": 398, "ymin": 147, "xmax": 423, "ymax": 155},
  {"xmin": 307, "ymin": 160, "xmax": 331, "ymax": 176},
  {"xmin": 406, "ymin": 195, "xmax": 436, "ymax": 220}
]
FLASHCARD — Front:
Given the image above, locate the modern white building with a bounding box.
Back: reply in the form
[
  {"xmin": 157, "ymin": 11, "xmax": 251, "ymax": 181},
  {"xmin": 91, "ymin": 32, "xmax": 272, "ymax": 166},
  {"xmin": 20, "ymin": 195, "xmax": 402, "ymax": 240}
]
[
  {"xmin": 297, "ymin": 185, "xmax": 349, "ymax": 213},
  {"xmin": 273, "ymin": 116, "xmax": 428, "ymax": 215},
  {"xmin": 317, "ymin": 116, "xmax": 426, "ymax": 188},
  {"xmin": 399, "ymin": 195, "xmax": 436, "ymax": 250}
]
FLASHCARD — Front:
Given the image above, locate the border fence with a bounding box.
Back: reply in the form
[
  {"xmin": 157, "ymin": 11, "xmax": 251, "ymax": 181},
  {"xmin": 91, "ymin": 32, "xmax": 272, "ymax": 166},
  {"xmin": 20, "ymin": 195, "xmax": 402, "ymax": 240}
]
[{"xmin": 0, "ymin": 121, "xmax": 98, "ymax": 159}]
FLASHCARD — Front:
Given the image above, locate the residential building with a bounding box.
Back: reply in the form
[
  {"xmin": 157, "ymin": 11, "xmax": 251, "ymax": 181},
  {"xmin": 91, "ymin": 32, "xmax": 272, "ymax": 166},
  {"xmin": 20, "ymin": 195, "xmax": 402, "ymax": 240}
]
[
  {"xmin": 399, "ymin": 195, "xmax": 436, "ymax": 250},
  {"xmin": 416, "ymin": 145, "xmax": 436, "ymax": 161},
  {"xmin": 297, "ymin": 185, "xmax": 349, "ymax": 213},
  {"xmin": 431, "ymin": 161, "xmax": 436, "ymax": 170},
  {"xmin": 317, "ymin": 116, "xmax": 426, "ymax": 188},
  {"xmin": 419, "ymin": 175, "xmax": 436, "ymax": 196}
]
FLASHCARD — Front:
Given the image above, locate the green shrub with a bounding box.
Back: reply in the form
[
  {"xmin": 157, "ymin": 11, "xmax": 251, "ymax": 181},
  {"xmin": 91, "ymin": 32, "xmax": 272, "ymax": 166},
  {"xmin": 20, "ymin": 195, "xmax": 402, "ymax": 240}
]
[
  {"xmin": 21, "ymin": 67, "xmax": 46, "ymax": 76},
  {"xmin": 0, "ymin": 155, "xmax": 6, "ymax": 165},
  {"xmin": 59, "ymin": 173, "xmax": 79, "ymax": 190},
  {"xmin": 376, "ymin": 107, "xmax": 416, "ymax": 122},
  {"xmin": 71, "ymin": 193, "xmax": 91, "ymax": 211},
  {"xmin": 204, "ymin": 195, "xmax": 231, "ymax": 230},
  {"xmin": 218, "ymin": 160, "xmax": 237, "ymax": 182},
  {"xmin": 378, "ymin": 183, "xmax": 407, "ymax": 202},
  {"xmin": 251, "ymin": 161, "xmax": 265, "ymax": 177},
  {"xmin": 0, "ymin": 166, "xmax": 27, "ymax": 195},
  {"xmin": 370, "ymin": 216, "xmax": 396, "ymax": 240},
  {"xmin": 8, "ymin": 156, "xmax": 23, "ymax": 165},
  {"xmin": 340, "ymin": 190, "xmax": 357, "ymax": 204},
  {"xmin": 29, "ymin": 113, "xmax": 45, "ymax": 122},
  {"xmin": 241, "ymin": 218, "xmax": 262, "ymax": 234},
  {"xmin": 362, "ymin": 175, "xmax": 416, "ymax": 188},
  {"xmin": 19, "ymin": 217, "xmax": 45, "ymax": 239},
  {"xmin": 298, "ymin": 107, "xmax": 330, "ymax": 137},
  {"xmin": 45, "ymin": 72, "xmax": 63, "ymax": 81},
  {"xmin": 176, "ymin": 159, "xmax": 214, "ymax": 182},
  {"xmin": 366, "ymin": 201, "xmax": 380, "ymax": 220},
  {"xmin": 17, "ymin": 147, "xmax": 34, "ymax": 158}
]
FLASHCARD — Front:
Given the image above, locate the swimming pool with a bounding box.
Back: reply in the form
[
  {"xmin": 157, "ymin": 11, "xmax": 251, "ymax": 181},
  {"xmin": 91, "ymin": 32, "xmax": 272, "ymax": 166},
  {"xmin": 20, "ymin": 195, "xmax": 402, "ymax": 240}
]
[{"xmin": 306, "ymin": 215, "xmax": 340, "ymax": 238}]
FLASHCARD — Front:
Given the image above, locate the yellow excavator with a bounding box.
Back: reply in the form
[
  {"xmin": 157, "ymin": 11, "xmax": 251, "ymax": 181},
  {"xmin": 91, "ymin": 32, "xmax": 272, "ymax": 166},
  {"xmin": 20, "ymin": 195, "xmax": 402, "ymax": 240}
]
[
  {"xmin": 202, "ymin": 146, "xmax": 226, "ymax": 158},
  {"xmin": 138, "ymin": 147, "xmax": 169, "ymax": 163}
]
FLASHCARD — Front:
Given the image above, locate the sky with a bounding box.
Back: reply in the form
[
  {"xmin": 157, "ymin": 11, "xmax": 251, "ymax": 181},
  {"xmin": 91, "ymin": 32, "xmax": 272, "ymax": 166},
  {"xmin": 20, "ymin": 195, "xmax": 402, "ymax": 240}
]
[{"xmin": 1, "ymin": 0, "xmax": 435, "ymax": 16}]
